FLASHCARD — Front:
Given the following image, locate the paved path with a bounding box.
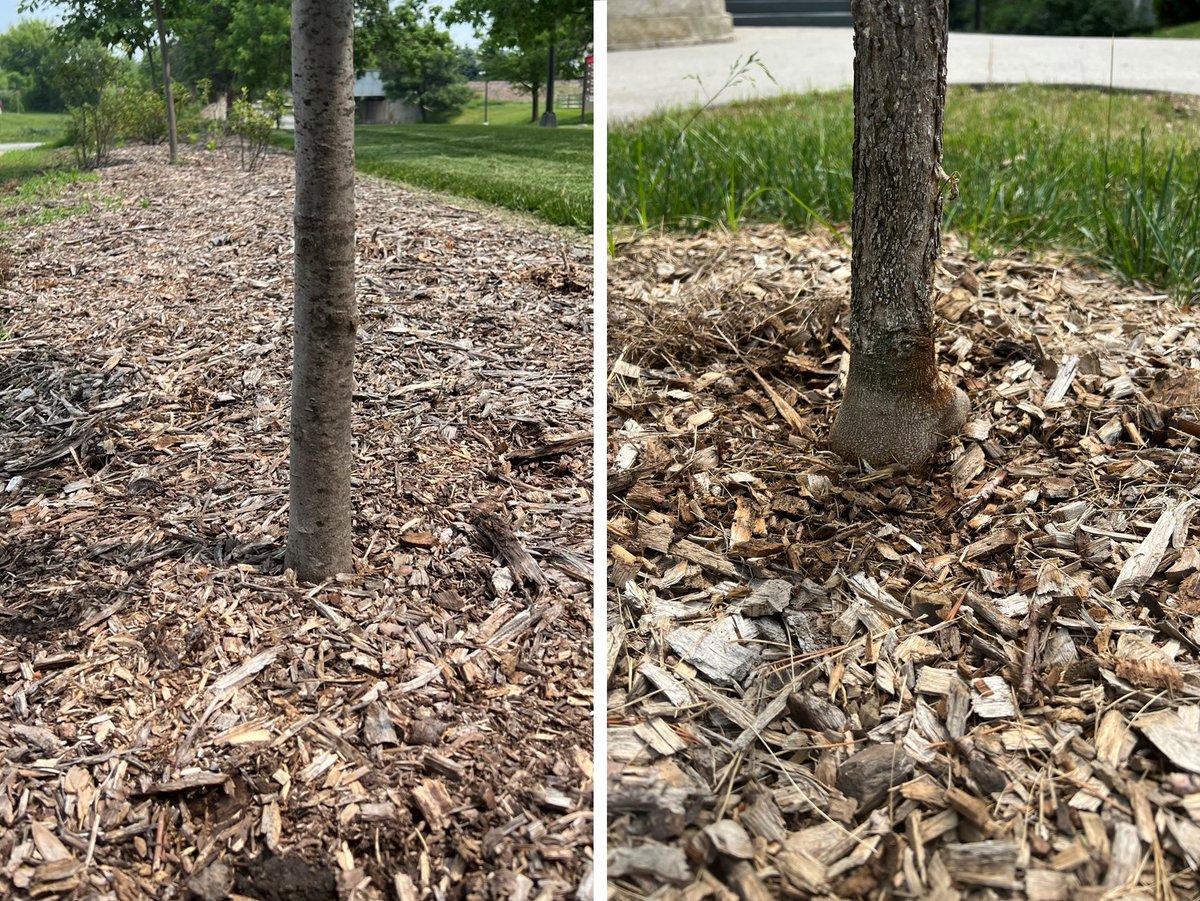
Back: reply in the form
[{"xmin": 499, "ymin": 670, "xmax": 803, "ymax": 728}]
[
  {"xmin": 610, "ymin": 29, "xmax": 1200, "ymax": 120},
  {"xmin": 0, "ymin": 142, "xmax": 41, "ymax": 154}
]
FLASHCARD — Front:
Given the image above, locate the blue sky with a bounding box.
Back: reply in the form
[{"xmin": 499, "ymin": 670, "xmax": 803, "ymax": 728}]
[
  {"xmin": 0, "ymin": 2, "xmax": 480, "ymax": 46},
  {"xmin": 0, "ymin": 0, "xmax": 60, "ymax": 31}
]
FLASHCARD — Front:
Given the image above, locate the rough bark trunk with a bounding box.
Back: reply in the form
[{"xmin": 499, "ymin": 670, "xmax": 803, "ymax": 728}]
[
  {"xmin": 287, "ymin": 0, "xmax": 357, "ymax": 581},
  {"xmin": 531, "ymin": 85, "xmax": 540, "ymax": 123},
  {"xmin": 152, "ymin": 0, "xmax": 176, "ymax": 164},
  {"xmin": 829, "ymin": 0, "xmax": 968, "ymax": 467}
]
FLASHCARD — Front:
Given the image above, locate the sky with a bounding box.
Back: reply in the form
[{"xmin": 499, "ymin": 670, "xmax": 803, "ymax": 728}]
[
  {"xmin": 0, "ymin": 0, "xmax": 59, "ymax": 32},
  {"xmin": 0, "ymin": 1, "xmax": 480, "ymax": 47}
]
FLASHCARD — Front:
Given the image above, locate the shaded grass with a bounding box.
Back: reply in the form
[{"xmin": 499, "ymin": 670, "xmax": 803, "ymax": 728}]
[
  {"xmin": 1145, "ymin": 20, "xmax": 1200, "ymax": 38},
  {"xmin": 609, "ymin": 84, "xmax": 1200, "ymax": 300},
  {"xmin": 276, "ymin": 124, "xmax": 592, "ymax": 229},
  {"xmin": 0, "ymin": 111, "xmax": 70, "ymax": 144}
]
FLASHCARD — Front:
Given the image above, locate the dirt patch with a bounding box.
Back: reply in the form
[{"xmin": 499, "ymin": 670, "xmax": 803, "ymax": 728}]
[
  {"xmin": 234, "ymin": 853, "xmax": 338, "ymax": 901},
  {"xmin": 607, "ymin": 226, "xmax": 1200, "ymax": 898},
  {"xmin": 0, "ymin": 144, "xmax": 593, "ymax": 899}
]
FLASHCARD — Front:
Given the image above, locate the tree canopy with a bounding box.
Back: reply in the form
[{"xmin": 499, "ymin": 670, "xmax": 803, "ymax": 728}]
[
  {"xmin": 0, "ymin": 19, "xmax": 130, "ymax": 111},
  {"xmin": 448, "ymin": 0, "xmax": 590, "ymax": 122},
  {"xmin": 375, "ymin": 4, "xmax": 472, "ymax": 121},
  {"xmin": 0, "ymin": 19, "xmax": 62, "ymax": 110}
]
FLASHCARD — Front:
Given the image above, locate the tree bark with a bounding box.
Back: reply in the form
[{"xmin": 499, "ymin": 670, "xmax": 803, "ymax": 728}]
[
  {"xmin": 287, "ymin": 0, "xmax": 357, "ymax": 581},
  {"xmin": 152, "ymin": 0, "xmax": 176, "ymax": 164},
  {"xmin": 829, "ymin": 0, "xmax": 967, "ymax": 467}
]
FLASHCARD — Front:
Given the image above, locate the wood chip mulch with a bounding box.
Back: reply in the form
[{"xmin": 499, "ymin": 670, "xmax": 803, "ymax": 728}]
[
  {"xmin": 0, "ymin": 144, "xmax": 594, "ymax": 901},
  {"xmin": 606, "ymin": 226, "xmax": 1200, "ymax": 900}
]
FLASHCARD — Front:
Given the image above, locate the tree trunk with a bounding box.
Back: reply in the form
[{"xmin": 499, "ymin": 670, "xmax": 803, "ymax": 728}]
[
  {"xmin": 146, "ymin": 42, "xmax": 159, "ymax": 93},
  {"xmin": 287, "ymin": 0, "xmax": 357, "ymax": 581},
  {"xmin": 538, "ymin": 26, "xmax": 557, "ymax": 128},
  {"xmin": 829, "ymin": 0, "xmax": 967, "ymax": 467},
  {"xmin": 152, "ymin": 0, "xmax": 177, "ymax": 164},
  {"xmin": 531, "ymin": 85, "xmax": 539, "ymax": 123}
]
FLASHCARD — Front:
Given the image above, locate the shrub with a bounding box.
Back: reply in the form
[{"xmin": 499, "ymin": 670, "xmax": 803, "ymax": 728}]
[
  {"xmin": 67, "ymin": 90, "xmax": 121, "ymax": 169},
  {"xmin": 118, "ymin": 88, "xmax": 168, "ymax": 145},
  {"xmin": 263, "ymin": 88, "xmax": 289, "ymax": 128},
  {"xmin": 229, "ymin": 91, "xmax": 273, "ymax": 172},
  {"xmin": 171, "ymin": 82, "xmax": 206, "ymax": 142},
  {"xmin": 951, "ymin": 0, "xmax": 1153, "ymax": 34},
  {"xmin": 1155, "ymin": 0, "xmax": 1200, "ymax": 26}
]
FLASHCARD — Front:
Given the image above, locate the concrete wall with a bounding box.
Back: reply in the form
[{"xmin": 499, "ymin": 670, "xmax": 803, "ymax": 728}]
[
  {"xmin": 355, "ymin": 97, "xmax": 422, "ymax": 125},
  {"xmin": 609, "ymin": 0, "xmax": 734, "ymax": 51}
]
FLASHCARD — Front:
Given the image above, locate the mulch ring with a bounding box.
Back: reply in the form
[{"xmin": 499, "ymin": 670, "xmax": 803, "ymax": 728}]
[
  {"xmin": 0, "ymin": 144, "xmax": 594, "ymax": 900},
  {"xmin": 606, "ymin": 225, "xmax": 1200, "ymax": 899}
]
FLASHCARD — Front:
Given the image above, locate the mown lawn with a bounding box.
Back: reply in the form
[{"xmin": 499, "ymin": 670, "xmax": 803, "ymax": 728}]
[
  {"xmin": 450, "ymin": 97, "xmax": 593, "ymax": 128},
  {"xmin": 450, "ymin": 98, "xmax": 538, "ymax": 127},
  {"xmin": 0, "ymin": 112, "xmax": 69, "ymax": 144},
  {"xmin": 276, "ymin": 124, "xmax": 592, "ymax": 229},
  {"xmin": 609, "ymin": 85, "xmax": 1200, "ymax": 300}
]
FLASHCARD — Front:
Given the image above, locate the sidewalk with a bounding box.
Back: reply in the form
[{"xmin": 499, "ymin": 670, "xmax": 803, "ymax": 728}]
[
  {"xmin": 610, "ymin": 28, "xmax": 1200, "ymax": 120},
  {"xmin": 0, "ymin": 142, "xmax": 41, "ymax": 154}
]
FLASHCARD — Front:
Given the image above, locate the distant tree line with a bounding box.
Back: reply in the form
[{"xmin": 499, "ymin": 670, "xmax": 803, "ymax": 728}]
[
  {"xmin": 2, "ymin": 0, "xmax": 591, "ymax": 124},
  {"xmin": 949, "ymin": 0, "xmax": 1196, "ymax": 35}
]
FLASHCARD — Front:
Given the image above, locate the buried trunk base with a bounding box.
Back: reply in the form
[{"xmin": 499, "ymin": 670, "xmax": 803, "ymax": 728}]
[{"xmin": 830, "ymin": 376, "xmax": 968, "ymax": 468}]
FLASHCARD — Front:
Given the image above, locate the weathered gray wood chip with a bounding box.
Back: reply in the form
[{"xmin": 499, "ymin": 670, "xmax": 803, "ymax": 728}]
[
  {"xmin": 666, "ymin": 624, "xmax": 755, "ymax": 685},
  {"xmin": 836, "ymin": 743, "xmax": 914, "ymax": 813},
  {"xmin": 608, "ymin": 842, "xmax": 691, "ymax": 884}
]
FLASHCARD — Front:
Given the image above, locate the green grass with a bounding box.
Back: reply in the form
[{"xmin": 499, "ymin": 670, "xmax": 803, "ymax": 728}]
[
  {"xmin": 0, "ymin": 145, "xmax": 74, "ymax": 185},
  {"xmin": 276, "ymin": 124, "xmax": 592, "ymax": 229},
  {"xmin": 449, "ymin": 97, "xmax": 593, "ymax": 128},
  {"xmin": 450, "ymin": 98, "xmax": 538, "ymax": 127},
  {"xmin": 0, "ymin": 148, "xmax": 102, "ymax": 234},
  {"xmin": 1146, "ymin": 20, "xmax": 1200, "ymax": 38},
  {"xmin": 0, "ymin": 111, "xmax": 70, "ymax": 144},
  {"xmin": 609, "ymin": 84, "xmax": 1200, "ymax": 301}
]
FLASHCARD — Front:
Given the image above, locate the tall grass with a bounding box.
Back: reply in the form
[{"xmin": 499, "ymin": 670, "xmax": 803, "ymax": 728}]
[{"xmin": 609, "ymin": 85, "xmax": 1200, "ymax": 301}]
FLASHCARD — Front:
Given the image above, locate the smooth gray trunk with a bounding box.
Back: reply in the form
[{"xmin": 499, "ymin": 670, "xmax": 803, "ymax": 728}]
[
  {"xmin": 829, "ymin": 0, "xmax": 967, "ymax": 466},
  {"xmin": 287, "ymin": 0, "xmax": 357, "ymax": 580}
]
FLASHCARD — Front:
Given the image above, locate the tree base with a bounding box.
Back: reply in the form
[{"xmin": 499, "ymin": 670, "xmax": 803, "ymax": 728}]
[
  {"xmin": 538, "ymin": 111, "xmax": 558, "ymax": 128},
  {"xmin": 830, "ymin": 379, "xmax": 968, "ymax": 467}
]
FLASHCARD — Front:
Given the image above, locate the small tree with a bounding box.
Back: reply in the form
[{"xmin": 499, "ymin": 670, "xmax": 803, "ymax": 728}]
[
  {"xmin": 22, "ymin": 0, "xmax": 185, "ymax": 162},
  {"xmin": 478, "ymin": 38, "xmax": 544, "ymax": 123},
  {"xmin": 67, "ymin": 91, "xmax": 122, "ymax": 168},
  {"xmin": 229, "ymin": 90, "xmax": 274, "ymax": 171},
  {"xmin": 287, "ymin": 0, "xmax": 357, "ymax": 580},
  {"xmin": 829, "ymin": 0, "xmax": 968, "ymax": 466},
  {"xmin": 447, "ymin": 0, "xmax": 589, "ymax": 123},
  {"xmin": 378, "ymin": 12, "xmax": 473, "ymax": 122}
]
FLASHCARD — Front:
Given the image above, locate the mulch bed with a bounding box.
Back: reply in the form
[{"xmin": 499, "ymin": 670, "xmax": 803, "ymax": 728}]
[
  {"xmin": 0, "ymin": 144, "xmax": 593, "ymax": 900},
  {"xmin": 606, "ymin": 226, "xmax": 1200, "ymax": 899}
]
